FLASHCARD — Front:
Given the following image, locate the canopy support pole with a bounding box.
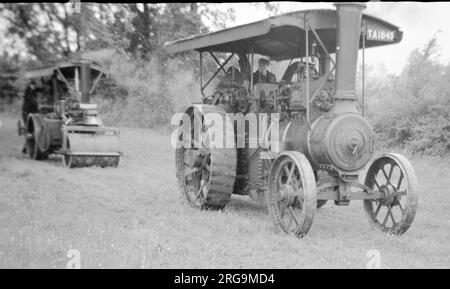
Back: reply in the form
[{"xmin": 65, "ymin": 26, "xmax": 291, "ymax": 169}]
[
  {"xmin": 305, "ymin": 19, "xmax": 312, "ymax": 130},
  {"xmin": 209, "ymin": 52, "xmax": 227, "ymax": 74},
  {"xmin": 55, "ymin": 68, "xmax": 72, "ymax": 91},
  {"xmin": 89, "ymin": 72, "xmax": 104, "ymax": 95},
  {"xmin": 200, "ymin": 52, "xmax": 204, "ymax": 96},
  {"xmin": 201, "ymin": 53, "xmax": 234, "ymax": 93},
  {"xmin": 250, "ymin": 47, "xmax": 254, "ymax": 94},
  {"xmin": 74, "ymin": 67, "xmax": 79, "ymax": 92},
  {"xmin": 308, "ymin": 24, "xmax": 336, "ymax": 66},
  {"xmin": 362, "ymin": 30, "xmax": 366, "ymax": 117}
]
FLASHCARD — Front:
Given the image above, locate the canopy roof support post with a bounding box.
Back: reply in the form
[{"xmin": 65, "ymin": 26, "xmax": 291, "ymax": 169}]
[
  {"xmin": 55, "ymin": 68, "xmax": 72, "ymax": 91},
  {"xmin": 308, "ymin": 24, "xmax": 336, "ymax": 67},
  {"xmin": 250, "ymin": 47, "xmax": 254, "ymax": 93},
  {"xmin": 52, "ymin": 75, "xmax": 58, "ymax": 105},
  {"xmin": 89, "ymin": 72, "xmax": 104, "ymax": 95},
  {"xmin": 201, "ymin": 53, "xmax": 234, "ymax": 92},
  {"xmin": 305, "ymin": 19, "xmax": 312, "ymax": 130},
  {"xmin": 209, "ymin": 52, "xmax": 227, "ymax": 74},
  {"xmin": 200, "ymin": 52, "xmax": 203, "ymax": 96},
  {"xmin": 74, "ymin": 67, "xmax": 79, "ymax": 92},
  {"xmin": 362, "ymin": 29, "xmax": 366, "ymax": 117}
]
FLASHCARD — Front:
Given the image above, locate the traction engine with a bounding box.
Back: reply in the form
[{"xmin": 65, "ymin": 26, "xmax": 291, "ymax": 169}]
[{"xmin": 169, "ymin": 3, "xmax": 418, "ymax": 238}]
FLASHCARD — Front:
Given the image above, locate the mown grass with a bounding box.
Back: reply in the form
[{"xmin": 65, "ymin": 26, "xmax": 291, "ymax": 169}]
[{"xmin": 0, "ymin": 113, "xmax": 449, "ymax": 268}]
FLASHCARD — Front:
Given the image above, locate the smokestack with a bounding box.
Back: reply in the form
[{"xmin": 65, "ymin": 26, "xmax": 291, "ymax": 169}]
[
  {"xmin": 80, "ymin": 59, "xmax": 91, "ymax": 103},
  {"xmin": 334, "ymin": 3, "xmax": 366, "ymax": 101}
]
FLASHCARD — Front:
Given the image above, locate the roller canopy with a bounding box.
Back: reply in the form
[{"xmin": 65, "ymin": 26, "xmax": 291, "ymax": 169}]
[
  {"xmin": 165, "ymin": 9, "xmax": 402, "ymax": 61},
  {"xmin": 25, "ymin": 59, "xmax": 107, "ymax": 80}
]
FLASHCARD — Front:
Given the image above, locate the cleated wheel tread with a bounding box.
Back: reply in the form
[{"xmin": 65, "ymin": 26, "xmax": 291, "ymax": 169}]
[{"xmin": 176, "ymin": 105, "xmax": 237, "ymax": 210}]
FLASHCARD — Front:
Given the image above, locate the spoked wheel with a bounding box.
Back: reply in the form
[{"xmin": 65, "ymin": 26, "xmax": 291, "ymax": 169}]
[
  {"xmin": 25, "ymin": 122, "xmax": 48, "ymax": 160},
  {"xmin": 267, "ymin": 151, "xmax": 317, "ymax": 238},
  {"xmin": 364, "ymin": 153, "xmax": 418, "ymax": 235},
  {"xmin": 175, "ymin": 105, "xmax": 236, "ymax": 210}
]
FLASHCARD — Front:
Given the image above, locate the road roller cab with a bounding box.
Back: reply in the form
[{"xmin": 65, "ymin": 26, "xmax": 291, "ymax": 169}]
[
  {"xmin": 167, "ymin": 3, "xmax": 418, "ymax": 238},
  {"xmin": 21, "ymin": 58, "xmax": 121, "ymax": 168}
]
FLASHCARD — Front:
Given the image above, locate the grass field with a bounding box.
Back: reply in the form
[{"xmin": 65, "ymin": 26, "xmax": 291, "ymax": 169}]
[{"xmin": 0, "ymin": 113, "xmax": 449, "ymax": 268}]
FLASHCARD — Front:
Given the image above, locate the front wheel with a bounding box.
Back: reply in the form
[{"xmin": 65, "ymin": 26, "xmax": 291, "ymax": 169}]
[
  {"xmin": 363, "ymin": 153, "xmax": 418, "ymax": 235},
  {"xmin": 266, "ymin": 151, "xmax": 317, "ymax": 238}
]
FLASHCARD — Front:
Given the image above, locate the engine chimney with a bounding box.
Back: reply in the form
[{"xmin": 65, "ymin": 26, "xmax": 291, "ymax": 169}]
[
  {"xmin": 80, "ymin": 59, "xmax": 91, "ymax": 103},
  {"xmin": 334, "ymin": 3, "xmax": 366, "ymax": 103}
]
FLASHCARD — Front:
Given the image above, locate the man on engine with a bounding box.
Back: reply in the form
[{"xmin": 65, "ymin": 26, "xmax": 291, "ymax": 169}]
[
  {"xmin": 22, "ymin": 81, "xmax": 38, "ymax": 125},
  {"xmin": 252, "ymin": 58, "xmax": 276, "ymax": 84}
]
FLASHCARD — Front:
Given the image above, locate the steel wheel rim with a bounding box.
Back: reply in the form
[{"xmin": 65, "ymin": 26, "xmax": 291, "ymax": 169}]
[
  {"xmin": 273, "ymin": 158, "xmax": 305, "ymax": 233},
  {"xmin": 364, "ymin": 154, "xmax": 418, "ymax": 235},
  {"xmin": 267, "ymin": 152, "xmax": 317, "ymax": 238},
  {"xmin": 178, "ymin": 112, "xmax": 212, "ymax": 208}
]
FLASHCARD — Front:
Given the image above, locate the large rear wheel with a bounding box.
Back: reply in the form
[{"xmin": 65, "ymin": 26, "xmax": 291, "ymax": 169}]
[
  {"xmin": 175, "ymin": 105, "xmax": 236, "ymax": 210},
  {"xmin": 267, "ymin": 151, "xmax": 317, "ymax": 238},
  {"xmin": 25, "ymin": 120, "xmax": 48, "ymax": 160}
]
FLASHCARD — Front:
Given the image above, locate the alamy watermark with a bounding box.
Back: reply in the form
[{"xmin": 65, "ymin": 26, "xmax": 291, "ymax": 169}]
[
  {"xmin": 366, "ymin": 249, "xmax": 381, "ymax": 269},
  {"xmin": 66, "ymin": 249, "xmax": 81, "ymax": 269},
  {"xmin": 171, "ymin": 112, "xmax": 281, "ymax": 155}
]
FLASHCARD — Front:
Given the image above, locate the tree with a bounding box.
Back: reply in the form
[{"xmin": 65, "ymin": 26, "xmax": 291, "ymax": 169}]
[{"xmin": 1, "ymin": 3, "xmax": 78, "ymax": 62}]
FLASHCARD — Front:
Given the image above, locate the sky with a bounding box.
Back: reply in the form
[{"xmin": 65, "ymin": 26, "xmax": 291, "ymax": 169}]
[{"xmin": 214, "ymin": 2, "xmax": 450, "ymax": 75}]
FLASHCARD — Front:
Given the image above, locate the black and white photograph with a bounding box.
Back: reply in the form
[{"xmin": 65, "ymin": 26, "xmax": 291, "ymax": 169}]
[{"xmin": 0, "ymin": 1, "xmax": 449, "ymax": 274}]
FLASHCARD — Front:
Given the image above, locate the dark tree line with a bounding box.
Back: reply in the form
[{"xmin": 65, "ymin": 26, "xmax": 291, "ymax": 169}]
[{"xmin": 0, "ymin": 3, "xmax": 240, "ymax": 63}]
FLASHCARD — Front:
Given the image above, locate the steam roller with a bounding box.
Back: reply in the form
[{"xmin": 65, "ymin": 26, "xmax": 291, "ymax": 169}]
[
  {"xmin": 20, "ymin": 58, "xmax": 121, "ymax": 168},
  {"xmin": 61, "ymin": 125, "xmax": 120, "ymax": 168}
]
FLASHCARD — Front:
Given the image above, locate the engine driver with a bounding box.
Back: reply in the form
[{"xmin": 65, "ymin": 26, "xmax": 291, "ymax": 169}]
[{"xmin": 252, "ymin": 58, "xmax": 276, "ymax": 84}]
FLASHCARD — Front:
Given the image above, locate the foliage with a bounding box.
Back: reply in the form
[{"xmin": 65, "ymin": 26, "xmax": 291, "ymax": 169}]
[
  {"xmin": 364, "ymin": 36, "xmax": 450, "ymax": 155},
  {"xmin": 89, "ymin": 49, "xmax": 200, "ymax": 128}
]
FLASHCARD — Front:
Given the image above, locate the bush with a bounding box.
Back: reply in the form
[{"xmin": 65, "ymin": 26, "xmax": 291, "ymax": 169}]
[
  {"xmin": 364, "ymin": 37, "xmax": 450, "ymax": 155},
  {"xmin": 89, "ymin": 50, "xmax": 201, "ymax": 128}
]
